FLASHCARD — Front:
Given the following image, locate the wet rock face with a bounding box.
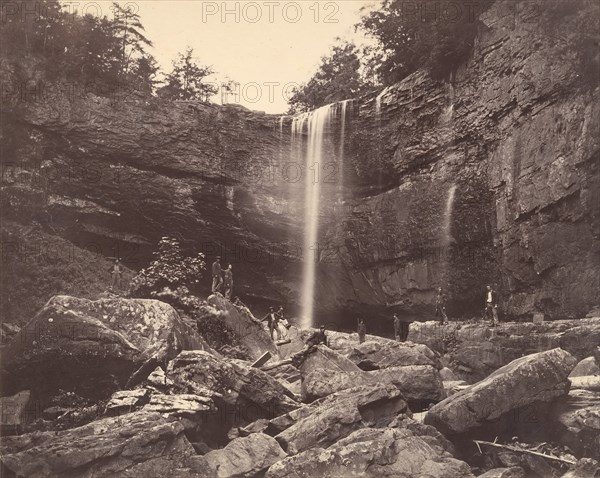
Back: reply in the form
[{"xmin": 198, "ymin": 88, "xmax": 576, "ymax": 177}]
[{"xmin": 3, "ymin": 0, "xmax": 599, "ymax": 320}]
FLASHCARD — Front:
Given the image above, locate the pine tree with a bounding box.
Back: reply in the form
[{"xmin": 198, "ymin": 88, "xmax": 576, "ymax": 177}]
[{"xmin": 159, "ymin": 48, "xmax": 218, "ymax": 101}]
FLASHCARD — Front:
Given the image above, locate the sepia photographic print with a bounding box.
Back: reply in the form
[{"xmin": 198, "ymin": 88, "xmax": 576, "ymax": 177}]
[{"xmin": 0, "ymin": 1, "xmax": 599, "ymax": 477}]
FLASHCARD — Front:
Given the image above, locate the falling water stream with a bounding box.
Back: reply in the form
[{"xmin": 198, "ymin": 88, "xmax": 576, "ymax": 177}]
[
  {"xmin": 287, "ymin": 101, "xmax": 354, "ymax": 328},
  {"xmin": 442, "ymin": 184, "xmax": 457, "ymax": 285}
]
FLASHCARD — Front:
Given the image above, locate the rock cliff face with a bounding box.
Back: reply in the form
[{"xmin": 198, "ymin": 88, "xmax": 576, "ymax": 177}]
[{"xmin": 2, "ymin": 0, "xmax": 598, "ymax": 323}]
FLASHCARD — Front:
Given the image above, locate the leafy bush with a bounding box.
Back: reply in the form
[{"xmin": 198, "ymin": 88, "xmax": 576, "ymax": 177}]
[
  {"xmin": 129, "ymin": 237, "xmax": 205, "ymax": 298},
  {"xmin": 130, "ymin": 240, "xmax": 248, "ymax": 358}
]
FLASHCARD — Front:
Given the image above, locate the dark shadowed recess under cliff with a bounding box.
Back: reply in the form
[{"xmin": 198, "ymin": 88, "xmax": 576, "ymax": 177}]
[{"xmin": 1, "ymin": 0, "xmax": 598, "ymax": 328}]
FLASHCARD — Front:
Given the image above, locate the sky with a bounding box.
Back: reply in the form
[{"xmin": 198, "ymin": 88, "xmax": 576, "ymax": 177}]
[{"xmin": 80, "ymin": 1, "xmax": 379, "ymax": 113}]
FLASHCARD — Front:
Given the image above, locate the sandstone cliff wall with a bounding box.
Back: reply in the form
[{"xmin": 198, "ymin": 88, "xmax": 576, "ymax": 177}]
[{"xmin": 2, "ymin": 0, "xmax": 598, "ymax": 323}]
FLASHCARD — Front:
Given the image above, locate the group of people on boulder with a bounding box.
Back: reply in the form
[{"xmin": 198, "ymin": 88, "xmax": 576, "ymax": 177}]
[
  {"xmin": 211, "ymin": 256, "xmax": 234, "ymax": 300},
  {"xmin": 261, "ymin": 306, "xmax": 290, "ymax": 342}
]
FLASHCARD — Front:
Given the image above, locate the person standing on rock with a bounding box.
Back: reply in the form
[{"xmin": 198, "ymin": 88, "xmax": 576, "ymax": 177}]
[
  {"xmin": 276, "ymin": 306, "xmax": 289, "ymax": 339},
  {"xmin": 435, "ymin": 287, "xmax": 449, "ymax": 325},
  {"xmin": 393, "ymin": 314, "xmax": 401, "ymax": 341},
  {"xmin": 262, "ymin": 307, "xmax": 278, "ymax": 341},
  {"xmin": 223, "ymin": 264, "xmax": 233, "ymax": 300},
  {"xmin": 211, "ymin": 256, "xmax": 223, "ymax": 294},
  {"xmin": 108, "ymin": 258, "xmax": 123, "ymax": 293},
  {"xmin": 357, "ymin": 318, "xmax": 366, "ymax": 343},
  {"xmin": 484, "ymin": 285, "xmax": 499, "ymax": 326}
]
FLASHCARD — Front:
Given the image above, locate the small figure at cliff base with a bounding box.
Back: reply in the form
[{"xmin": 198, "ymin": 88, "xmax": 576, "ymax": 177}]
[
  {"xmin": 108, "ymin": 258, "xmax": 123, "ymax": 293},
  {"xmin": 484, "ymin": 285, "xmax": 499, "ymax": 326},
  {"xmin": 435, "ymin": 287, "xmax": 449, "ymax": 325},
  {"xmin": 211, "ymin": 256, "xmax": 223, "ymax": 294},
  {"xmin": 357, "ymin": 318, "xmax": 366, "ymax": 343}
]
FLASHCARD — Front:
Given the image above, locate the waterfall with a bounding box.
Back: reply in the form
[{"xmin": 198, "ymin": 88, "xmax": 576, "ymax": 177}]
[
  {"xmin": 443, "ymin": 184, "xmax": 457, "ymax": 246},
  {"xmin": 289, "ymin": 105, "xmax": 337, "ymax": 328},
  {"xmin": 339, "ymin": 100, "xmax": 350, "ymax": 163},
  {"xmin": 441, "ymin": 184, "xmax": 457, "ymax": 287},
  {"xmin": 286, "ymin": 101, "xmax": 351, "ymax": 328},
  {"xmin": 338, "ymin": 100, "xmax": 352, "ymax": 198}
]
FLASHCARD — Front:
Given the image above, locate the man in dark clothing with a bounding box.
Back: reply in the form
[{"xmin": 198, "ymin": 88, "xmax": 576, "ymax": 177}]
[
  {"xmin": 484, "ymin": 285, "xmax": 499, "ymax": 326},
  {"xmin": 393, "ymin": 314, "xmax": 401, "ymax": 341},
  {"xmin": 357, "ymin": 318, "xmax": 366, "ymax": 344},
  {"xmin": 394, "ymin": 313, "xmax": 410, "ymax": 342},
  {"xmin": 223, "ymin": 264, "xmax": 233, "ymax": 300},
  {"xmin": 435, "ymin": 287, "xmax": 449, "ymax": 325},
  {"xmin": 306, "ymin": 325, "xmax": 328, "ymax": 347},
  {"xmin": 262, "ymin": 307, "xmax": 278, "ymax": 341},
  {"xmin": 211, "ymin": 257, "xmax": 223, "ymax": 294},
  {"xmin": 109, "ymin": 259, "xmax": 123, "ymax": 292}
]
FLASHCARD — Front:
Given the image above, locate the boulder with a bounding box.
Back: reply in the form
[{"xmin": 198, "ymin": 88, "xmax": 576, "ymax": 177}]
[
  {"xmin": 275, "ymin": 384, "xmax": 409, "ymax": 455},
  {"xmin": 167, "ymin": 351, "xmax": 298, "ymax": 426},
  {"xmin": 0, "ymin": 411, "xmax": 196, "ymax": 478},
  {"xmin": 0, "ymin": 390, "xmax": 33, "ymax": 434},
  {"xmin": 560, "ymin": 458, "xmax": 600, "ymax": 478},
  {"xmin": 197, "ymin": 433, "xmax": 287, "ymax": 478},
  {"xmin": 0, "ymin": 296, "xmax": 208, "ymax": 401},
  {"xmin": 440, "ymin": 367, "xmax": 459, "ymax": 381},
  {"xmin": 324, "ymin": 330, "xmax": 400, "ymax": 357},
  {"xmin": 301, "ymin": 365, "xmax": 445, "ymax": 406},
  {"xmin": 553, "ymin": 393, "xmax": 600, "ymax": 461},
  {"xmin": 296, "ymin": 344, "xmax": 362, "ymax": 375},
  {"xmin": 345, "ymin": 339, "xmax": 442, "ymax": 371},
  {"xmin": 425, "ymin": 348, "xmax": 577, "ymax": 436},
  {"xmin": 267, "ymin": 426, "xmax": 474, "ymax": 478},
  {"xmin": 207, "ymin": 294, "xmax": 279, "ymax": 360},
  {"xmin": 409, "ymin": 319, "xmax": 600, "ymax": 382},
  {"xmin": 569, "ymin": 357, "xmax": 600, "ymax": 378}
]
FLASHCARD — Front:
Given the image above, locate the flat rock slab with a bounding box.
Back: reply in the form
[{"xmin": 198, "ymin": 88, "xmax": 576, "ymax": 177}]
[
  {"xmin": 425, "ymin": 348, "xmax": 577, "ymax": 435},
  {"xmin": 275, "ymin": 384, "xmax": 409, "ymax": 455},
  {"xmin": 301, "ymin": 364, "xmax": 445, "ymax": 406},
  {"xmin": 345, "ymin": 339, "xmax": 442, "ymax": 370}
]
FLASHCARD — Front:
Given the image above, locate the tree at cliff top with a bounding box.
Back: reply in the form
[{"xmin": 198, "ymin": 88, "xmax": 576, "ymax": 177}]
[
  {"xmin": 0, "ymin": 0, "xmax": 158, "ymax": 95},
  {"xmin": 359, "ymin": 0, "xmax": 493, "ymax": 84},
  {"xmin": 287, "ymin": 40, "xmax": 374, "ymax": 114},
  {"xmin": 157, "ymin": 47, "xmax": 219, "ymax": 102}
]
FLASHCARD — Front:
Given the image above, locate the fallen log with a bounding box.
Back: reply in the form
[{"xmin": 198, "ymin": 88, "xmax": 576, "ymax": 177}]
[
  {"xmin": 260, "ymin": 358, "xmax": 293, "ymax": 371},
  {"xmin": 473, "ymin": 440, "xmax": 577, "ymax": 466},
  {"xmin": 251, "ymin": 351, "xmax": 272, "ymax": 368}
]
